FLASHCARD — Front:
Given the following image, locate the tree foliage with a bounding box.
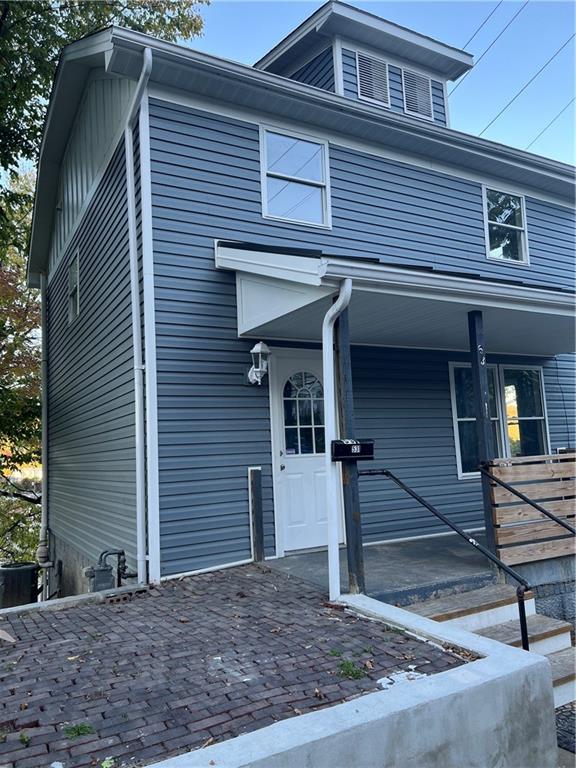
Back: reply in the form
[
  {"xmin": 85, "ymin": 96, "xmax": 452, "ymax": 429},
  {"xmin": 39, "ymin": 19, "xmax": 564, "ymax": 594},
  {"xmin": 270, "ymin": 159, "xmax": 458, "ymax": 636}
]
[
  {"xmin": 0, "ymin": 2, "xmax": 207, "ymax": 559},
  {"xmin": 0, "ymin": 0, "xmax": 207, "ymax": 251}
]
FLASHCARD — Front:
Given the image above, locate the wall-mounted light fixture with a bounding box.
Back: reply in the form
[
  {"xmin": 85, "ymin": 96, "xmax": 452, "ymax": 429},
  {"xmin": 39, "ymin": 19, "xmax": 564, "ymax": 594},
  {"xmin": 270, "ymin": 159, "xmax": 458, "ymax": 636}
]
[{"xmin": 248, "ymin": 341, "xmax": 270, "ymax": 385}]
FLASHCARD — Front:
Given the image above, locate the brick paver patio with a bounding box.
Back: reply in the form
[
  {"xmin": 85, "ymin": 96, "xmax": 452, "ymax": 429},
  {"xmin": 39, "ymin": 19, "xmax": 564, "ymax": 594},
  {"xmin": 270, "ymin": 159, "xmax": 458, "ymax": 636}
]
[{"xmin": 0, "ymin": 564, "xmax": 466, "ymax": 767}]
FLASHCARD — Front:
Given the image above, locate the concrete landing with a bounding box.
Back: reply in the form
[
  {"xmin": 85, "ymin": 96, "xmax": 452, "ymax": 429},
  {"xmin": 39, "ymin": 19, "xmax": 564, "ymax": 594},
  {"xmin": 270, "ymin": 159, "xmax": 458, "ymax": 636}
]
[{"xmin": 269, "ymin": 532, "xmax": 494, "ymax": 604}]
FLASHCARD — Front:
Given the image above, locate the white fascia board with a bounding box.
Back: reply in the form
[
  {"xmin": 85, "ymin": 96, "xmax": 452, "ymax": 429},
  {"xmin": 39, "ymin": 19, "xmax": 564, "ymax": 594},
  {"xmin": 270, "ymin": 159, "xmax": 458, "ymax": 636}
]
[
  {"xmin": 215, "ymin": 244, "xmax": 328, "ymax": 287},
  {"xmin": 322, "ymin": 259, "xmax": 576, "ymax": 317}
]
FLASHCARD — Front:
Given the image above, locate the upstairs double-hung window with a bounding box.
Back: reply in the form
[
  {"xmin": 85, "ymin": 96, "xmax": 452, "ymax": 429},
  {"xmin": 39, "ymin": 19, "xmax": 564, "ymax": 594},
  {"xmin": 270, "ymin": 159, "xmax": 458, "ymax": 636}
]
[
  {"xmin": 484, "ymin": 187, "xmax": 528, "ymax": 263},
  {"xmin": 262, "ymin": 129, "xmax": 331, "ymax": 227}
]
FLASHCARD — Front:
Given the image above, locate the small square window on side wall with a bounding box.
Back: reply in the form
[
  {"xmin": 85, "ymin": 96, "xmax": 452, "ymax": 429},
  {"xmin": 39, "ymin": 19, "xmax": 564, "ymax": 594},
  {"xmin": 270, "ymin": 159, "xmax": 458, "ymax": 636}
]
[{"xmin": 68, "ymin": 252, "xmax": 80, "ymax": 323}]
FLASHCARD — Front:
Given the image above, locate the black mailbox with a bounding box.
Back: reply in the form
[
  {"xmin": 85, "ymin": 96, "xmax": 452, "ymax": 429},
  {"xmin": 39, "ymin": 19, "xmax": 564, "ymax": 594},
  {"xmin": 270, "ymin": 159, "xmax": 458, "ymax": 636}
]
[{"xmin": 331, "ymin": 439, "xmax": 374, "ymax": 462}]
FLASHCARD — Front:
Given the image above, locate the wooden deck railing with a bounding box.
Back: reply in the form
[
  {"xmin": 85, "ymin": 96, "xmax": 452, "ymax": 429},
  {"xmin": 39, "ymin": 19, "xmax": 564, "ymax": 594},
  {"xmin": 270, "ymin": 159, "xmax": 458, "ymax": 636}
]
[{"xmin": 487, "ymin": 453, "xmax": 576, "ymax": 566}]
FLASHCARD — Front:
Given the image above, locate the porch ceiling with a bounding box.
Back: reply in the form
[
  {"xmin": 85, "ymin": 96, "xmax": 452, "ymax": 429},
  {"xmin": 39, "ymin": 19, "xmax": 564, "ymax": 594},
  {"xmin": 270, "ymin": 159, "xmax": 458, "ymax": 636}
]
[
  {"xmin": 216, "ymin": 245, "xmax": 575, "ymax": 357},
  {"xmin": 247, "ymin": 289, "xmax": 574, "ymax": 356}
]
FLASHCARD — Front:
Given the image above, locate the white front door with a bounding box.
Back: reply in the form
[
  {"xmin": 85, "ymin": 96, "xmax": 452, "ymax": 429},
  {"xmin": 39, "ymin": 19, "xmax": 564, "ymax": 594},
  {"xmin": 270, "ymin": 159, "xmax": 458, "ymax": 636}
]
[{"xmin": 271, "ymin": 350, "xmax": 343, "ymax": 553}]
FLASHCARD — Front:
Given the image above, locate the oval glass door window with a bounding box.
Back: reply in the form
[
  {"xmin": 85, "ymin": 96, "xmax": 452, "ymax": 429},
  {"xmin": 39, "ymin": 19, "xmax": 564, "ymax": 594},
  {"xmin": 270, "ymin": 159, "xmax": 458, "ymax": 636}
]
[{"xmin": 283, "ymin": 372, "xmax": 325, "ymax": 455}]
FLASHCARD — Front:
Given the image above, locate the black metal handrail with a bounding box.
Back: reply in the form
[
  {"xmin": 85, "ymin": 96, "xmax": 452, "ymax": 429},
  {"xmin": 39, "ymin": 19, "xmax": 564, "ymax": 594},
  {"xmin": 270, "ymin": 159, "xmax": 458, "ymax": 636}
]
[
  {"xmin": 479, "ymin": 463, "xmax": 576, "ymax": 536},
  {"xmin": 358, "ymin": 467, "xmax": 532, "ymax": 651}
]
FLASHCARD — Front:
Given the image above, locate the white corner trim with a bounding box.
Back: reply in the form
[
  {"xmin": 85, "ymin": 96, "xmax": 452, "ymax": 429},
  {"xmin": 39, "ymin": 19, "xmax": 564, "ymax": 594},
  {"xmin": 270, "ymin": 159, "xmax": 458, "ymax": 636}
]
[
  {"xmin": 139, "ymin": 93, "xmax": 161, "ymax": 585},
  {"xmin": 333, "ymin": 37, "xmax": 344, "ymax": 96}
]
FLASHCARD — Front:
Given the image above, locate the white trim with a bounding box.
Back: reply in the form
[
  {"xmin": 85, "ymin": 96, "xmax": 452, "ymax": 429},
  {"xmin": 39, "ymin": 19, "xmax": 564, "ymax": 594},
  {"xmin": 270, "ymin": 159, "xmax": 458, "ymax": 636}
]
[
  {"xmin": 401, "ymin": 67, "xmax": 434, "ymax": 122},
  {"xmin": 498, "ymin": 364, "xmax": 551, "ymax": 458},
  {"xmin": 149, "ymin": 87, "xmax": 573, "ymax": 209},
  {"xmin": 247, "ymin": 466, "xmax": 261, "ymax": 561},
  {"xmin": 442, "ymin": 80, "xmax": 451, "ymax": 127},
  {"xmin": 333, "ymin": 37, "xmax": 344, "ymax": 96},
  {"xmin": 259, "ymin": 125, "xmax": 332, "ymax": 229},
  {"xmin": 355, "ymin": 50, "xmax": 391, "ymax": 108},
  {"xmin": 159, "ymin": 558, "xmax": 254, "ymax": 582},
  {"xmin": 482, "ymin": 184, "xmax": 530, "ymax": 266},
  {"xmin": 139, "ymin": 93, "xmax": 161, "ymax": 584}
]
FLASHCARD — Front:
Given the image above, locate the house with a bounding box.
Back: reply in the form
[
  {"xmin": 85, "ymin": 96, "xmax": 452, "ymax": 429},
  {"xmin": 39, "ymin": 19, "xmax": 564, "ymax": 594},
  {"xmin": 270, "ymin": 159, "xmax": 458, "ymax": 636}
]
[{"xmin": 28, "ymin": 1, "xmax": 575, "ymax": 599}]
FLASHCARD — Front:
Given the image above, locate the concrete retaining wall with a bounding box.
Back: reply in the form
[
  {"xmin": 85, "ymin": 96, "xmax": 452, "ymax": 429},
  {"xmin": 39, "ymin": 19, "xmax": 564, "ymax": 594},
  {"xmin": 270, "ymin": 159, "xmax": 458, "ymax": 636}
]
[{"xmin": 151, "ymin": 595, "xmax": 557, "ymax": 768}]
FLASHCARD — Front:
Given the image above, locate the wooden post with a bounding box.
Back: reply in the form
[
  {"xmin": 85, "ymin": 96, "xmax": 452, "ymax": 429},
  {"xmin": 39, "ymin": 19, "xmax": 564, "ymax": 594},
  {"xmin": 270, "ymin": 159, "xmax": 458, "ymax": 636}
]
[
  {"xmin": 468, "ymin": 310, "xmax": 497, "ymax": 554},
  {"xmin": 249, "ymin": 468, "xmax": 264, "ymax": 563},
  {"xmin": 335, "ymin": 307, "xmax": 366, "ymax": 594}
]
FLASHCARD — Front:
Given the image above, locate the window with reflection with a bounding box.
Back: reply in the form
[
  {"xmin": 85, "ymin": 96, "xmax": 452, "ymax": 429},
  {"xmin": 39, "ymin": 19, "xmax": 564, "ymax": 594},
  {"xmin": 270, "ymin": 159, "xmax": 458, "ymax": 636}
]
[
  {"xmin": 450, "ymin": 363, "xmax": 549, "ymax": 477},
  {"xmin": 502, "ymin": 368, "xmax": 547, "ymax": 457},
  {"xmin": 283, "ymin": 372, "xmax": 325, "ymax": 455},
  {"xmin": 451, "ymin": 364, "xmax": 502, "ymax": 474},
  {"xmin": 485, "ymin": 188, "xmax": 527, "ymax": 263},
  {"xmin": 263, "ymin": 130, "xmax": 330, "ymax": 226}
]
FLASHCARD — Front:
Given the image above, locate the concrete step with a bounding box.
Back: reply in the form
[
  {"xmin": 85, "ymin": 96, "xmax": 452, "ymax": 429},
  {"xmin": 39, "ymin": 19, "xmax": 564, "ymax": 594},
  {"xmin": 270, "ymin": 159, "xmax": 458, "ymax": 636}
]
[
  {"xmin": 370, "ymin": 571, "xmax": 496, "ymax": 608},
  {"xmin": 477, "ymin": 614, "xmax": 572, "ymax": 655},
  {"xmin": 548, "ymin": 647, "xmax": 576, "ymax": 708},
  {"xmin": 406, "ymin": 583, "xmax": 535, "ymax": 631}
]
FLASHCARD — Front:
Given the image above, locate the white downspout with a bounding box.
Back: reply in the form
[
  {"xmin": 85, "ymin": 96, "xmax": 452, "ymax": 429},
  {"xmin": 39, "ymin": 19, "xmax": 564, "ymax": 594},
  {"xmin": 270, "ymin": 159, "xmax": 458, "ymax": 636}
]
[
  {"xmin": 124, "ymin": 47, "xmax": 152, "ymax": 583},
  {"xmin": 322, "ymin": 278, "xmax": 353, "ymax": 601},
  {"xmin": 37, "ymin": 271, "xmax": 51, "ymax": 597}
]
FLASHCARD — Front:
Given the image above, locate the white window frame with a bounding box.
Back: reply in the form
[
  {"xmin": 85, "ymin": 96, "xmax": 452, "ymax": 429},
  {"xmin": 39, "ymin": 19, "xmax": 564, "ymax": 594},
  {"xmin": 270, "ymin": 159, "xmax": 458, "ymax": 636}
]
[
  {"xmin": 449, "ymin": 362, "xmax": 504, "ymax": 480},
  {"xmin": 498, "ymin": 365, "xmax": 551, "ymax": 459},
  {"xmin": 449, "ymin": 362, "xmax": 550, "ymax": 480},
  {"xmin": 260, "ymin": 126, "xmax": 332, "ymax": 229},
  {"xmin": 401, "ymin": 67, "xmax": 434, "ymax": 122},
  {"xmin": 355, "ymin": 50, "xmax": 391, "ymax": 108},
  {"xmin": 483, "ymin": 185, "xmax": 530, "ymax": 265},
  {"xmin": 68, "ymin": 250, "xmax": 80, "ymax": 324}
]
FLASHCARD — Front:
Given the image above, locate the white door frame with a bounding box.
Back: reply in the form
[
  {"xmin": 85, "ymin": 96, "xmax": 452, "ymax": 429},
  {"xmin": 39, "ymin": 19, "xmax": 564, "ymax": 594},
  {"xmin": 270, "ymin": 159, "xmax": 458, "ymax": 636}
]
[{"xmin": 268, "ymin": 346, "xmax": 344, "ymax": 557}]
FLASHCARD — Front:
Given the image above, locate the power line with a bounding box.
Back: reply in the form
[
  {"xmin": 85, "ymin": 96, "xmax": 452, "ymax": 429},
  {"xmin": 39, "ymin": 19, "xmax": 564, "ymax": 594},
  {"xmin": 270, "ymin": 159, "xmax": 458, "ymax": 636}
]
[
  {"xmin": 525, "ymin": 96, "xmax": 575, "ymax": 150},
  {"xmin": 462, "ymin": 1, "xmax": 504, "ymax": 50},
  {"xmin": 479, "ymin": 33, "xmax": 575, "ymax": 136},
  {"xmin": 449, "ymin": 0, "xmax": 530, "ymax": 96}
]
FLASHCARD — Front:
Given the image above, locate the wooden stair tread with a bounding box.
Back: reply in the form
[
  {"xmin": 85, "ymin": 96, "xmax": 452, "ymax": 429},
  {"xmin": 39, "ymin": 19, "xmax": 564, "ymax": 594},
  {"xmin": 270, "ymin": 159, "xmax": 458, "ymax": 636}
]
[
  {"xmin": 547, "ymin": 647, "xmax": 576, "ymax": 687},
  {"xmin": 406, "ymin": 584, "xmax": 532, "ymax": 621},
  {"xmin": 477, "ymin": 614, "xmax": 571, "ymax": 647}
]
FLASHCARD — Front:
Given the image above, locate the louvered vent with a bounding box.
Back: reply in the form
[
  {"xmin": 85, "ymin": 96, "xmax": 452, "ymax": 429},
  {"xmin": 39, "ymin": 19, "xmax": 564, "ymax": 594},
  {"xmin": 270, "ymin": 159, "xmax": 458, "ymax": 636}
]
[
  {"xmin": 357, "ymin": 52, "xmax": 390, "ymax": 105},
  {"xmin": 403, "ymin": 69, "xmax": 433, "ymax": 119}
]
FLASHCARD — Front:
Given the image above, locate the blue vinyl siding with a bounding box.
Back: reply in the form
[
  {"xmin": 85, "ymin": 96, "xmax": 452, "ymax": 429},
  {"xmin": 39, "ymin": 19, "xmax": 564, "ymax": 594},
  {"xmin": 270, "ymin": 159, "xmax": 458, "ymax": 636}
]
[
  {"xmin": 342, "ymin": 48, "xmax": 448, "ymax": 126},
  {"xmin": 47, "ymin": 141, "xmax": 137, "ymax": 573},
  {"xmin": 149, "ymin": 98, "xmax": 575, "ymax": 574},
  {"xmin": 431, "ymin": 80, "xmax": 447, "ymax": 126},
  {"xmin": 290, "ymin": 47, "xmax": 335, "ymax": 92}
]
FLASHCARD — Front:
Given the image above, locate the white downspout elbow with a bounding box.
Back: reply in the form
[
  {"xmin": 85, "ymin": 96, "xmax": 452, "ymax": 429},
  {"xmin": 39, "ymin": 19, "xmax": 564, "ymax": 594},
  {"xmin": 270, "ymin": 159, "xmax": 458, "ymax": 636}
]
[{"xmin": 322, "ymin": 278, "xmax": 353, "ymax": 601}]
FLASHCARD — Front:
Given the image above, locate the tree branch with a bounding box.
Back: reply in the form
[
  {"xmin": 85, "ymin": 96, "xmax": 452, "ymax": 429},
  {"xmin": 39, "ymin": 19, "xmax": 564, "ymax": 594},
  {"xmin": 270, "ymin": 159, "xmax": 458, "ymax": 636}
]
[{"xmin": 0, "ymin": 488, "xmax": 41, "ymax": 504}]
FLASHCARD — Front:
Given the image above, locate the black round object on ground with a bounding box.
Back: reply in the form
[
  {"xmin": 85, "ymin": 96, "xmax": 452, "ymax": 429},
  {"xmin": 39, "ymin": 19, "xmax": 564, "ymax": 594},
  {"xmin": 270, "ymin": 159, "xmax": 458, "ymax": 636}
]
[{"xmin": 0, "ymin": 561, "xmax": 39, "ymax": 608}]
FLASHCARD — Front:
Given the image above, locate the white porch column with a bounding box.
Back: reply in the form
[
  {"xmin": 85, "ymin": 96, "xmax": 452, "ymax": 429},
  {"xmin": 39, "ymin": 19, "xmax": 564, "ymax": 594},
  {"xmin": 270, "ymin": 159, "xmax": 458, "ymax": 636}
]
[{"xmin": 322, "ymin": 278, "xmax": 353, "ymax": 601}]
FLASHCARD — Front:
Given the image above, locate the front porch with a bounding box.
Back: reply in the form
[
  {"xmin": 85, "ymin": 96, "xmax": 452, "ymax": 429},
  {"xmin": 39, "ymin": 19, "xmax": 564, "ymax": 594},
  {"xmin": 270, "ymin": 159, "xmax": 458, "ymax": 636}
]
[{"xmin": 269, "ymin": 530, "xmax": 493, "ymax": 605}]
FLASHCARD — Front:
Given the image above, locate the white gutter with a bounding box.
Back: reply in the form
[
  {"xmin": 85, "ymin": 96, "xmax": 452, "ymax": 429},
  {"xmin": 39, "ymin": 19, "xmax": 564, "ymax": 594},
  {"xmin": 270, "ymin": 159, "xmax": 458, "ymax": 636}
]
[
  {"xmin": 36, "ymin": 272, "xmax": 51, "ymax": 597},
  {"xmin": 322, "ymin": 278, "xmax": 353, "ymax": 601},
  {"xmin": 124, "ymin": 47, "xmax": 152, "ymax": 583}
]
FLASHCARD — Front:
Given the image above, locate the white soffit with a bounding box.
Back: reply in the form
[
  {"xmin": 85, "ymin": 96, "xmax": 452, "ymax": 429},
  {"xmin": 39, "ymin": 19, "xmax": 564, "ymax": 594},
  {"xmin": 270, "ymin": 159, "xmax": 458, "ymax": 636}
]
[{"xmin": 236, "ymin": 272, "xmax": 334, "ymax": 335}]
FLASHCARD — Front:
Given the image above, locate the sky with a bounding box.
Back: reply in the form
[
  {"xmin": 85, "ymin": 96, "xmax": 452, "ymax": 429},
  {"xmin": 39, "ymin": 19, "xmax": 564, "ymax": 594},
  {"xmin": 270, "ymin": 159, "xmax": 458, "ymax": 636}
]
[{"xmin": 184, "ymin": 0, "xmax": 575, "ymax": 164}]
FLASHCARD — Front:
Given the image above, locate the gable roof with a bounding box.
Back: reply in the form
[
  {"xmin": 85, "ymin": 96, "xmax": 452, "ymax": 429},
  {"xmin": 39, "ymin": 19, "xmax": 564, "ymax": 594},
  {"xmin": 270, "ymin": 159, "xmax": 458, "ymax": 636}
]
[
  {"xmin": 254, "ymin": 1, "xmax": 474, "ymax": 80},
  {"xmin": 28, "ymin": 24, "xmax": 575, "ymax": 285}
]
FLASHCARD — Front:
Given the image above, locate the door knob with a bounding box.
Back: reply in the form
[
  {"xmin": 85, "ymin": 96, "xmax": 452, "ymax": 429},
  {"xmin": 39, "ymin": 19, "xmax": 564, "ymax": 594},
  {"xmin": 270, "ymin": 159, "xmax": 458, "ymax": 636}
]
[{"xmin": 280, "ymin": 464, "xmax": 286, "ymax": 471}]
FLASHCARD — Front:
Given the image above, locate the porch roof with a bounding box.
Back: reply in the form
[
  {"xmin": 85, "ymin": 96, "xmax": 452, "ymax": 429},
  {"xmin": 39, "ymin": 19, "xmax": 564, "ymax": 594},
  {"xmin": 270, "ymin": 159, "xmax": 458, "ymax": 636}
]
[{"xmin": 215, "ymin": 243, "xmax": 575, "ymax": 357}]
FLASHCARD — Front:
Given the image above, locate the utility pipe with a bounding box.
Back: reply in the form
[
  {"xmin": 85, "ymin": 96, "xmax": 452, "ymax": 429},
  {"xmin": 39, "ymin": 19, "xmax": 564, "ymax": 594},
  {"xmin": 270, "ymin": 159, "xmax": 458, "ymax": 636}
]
[
  {"xmin": 322, "ymin": 278, "xmax": 353, "ymax": 601},
  {"xmin": 124, "ymin": 47, "xmax": 152, "ymax": 583}
]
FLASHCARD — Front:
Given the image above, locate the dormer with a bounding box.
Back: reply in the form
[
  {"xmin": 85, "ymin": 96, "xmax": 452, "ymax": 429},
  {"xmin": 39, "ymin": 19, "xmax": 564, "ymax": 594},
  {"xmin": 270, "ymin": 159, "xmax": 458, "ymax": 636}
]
[{"xmin": 255, "ymin": 1, "xmax": 473, "ymax": 128}]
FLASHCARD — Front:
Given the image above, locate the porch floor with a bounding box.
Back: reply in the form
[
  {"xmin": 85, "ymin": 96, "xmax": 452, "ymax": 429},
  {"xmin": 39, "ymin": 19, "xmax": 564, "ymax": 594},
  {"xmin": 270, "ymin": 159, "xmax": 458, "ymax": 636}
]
[{"xmin": 269, "ymin": 531, "xmax": 495, "ymax": 605}]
